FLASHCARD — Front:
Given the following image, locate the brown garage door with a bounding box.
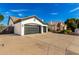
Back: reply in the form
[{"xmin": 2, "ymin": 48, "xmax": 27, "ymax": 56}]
[{"xmin": 24, "ymin": 25, "xmax": 41, "ymax": 34}]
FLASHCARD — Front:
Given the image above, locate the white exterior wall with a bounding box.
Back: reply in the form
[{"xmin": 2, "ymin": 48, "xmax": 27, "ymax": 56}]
[
  {"xmin": 21, "ymin": 18, "xmax": 47, "ymax": 26},
  {"xmin": 41, "ymin": 26, "xmax": 43, "ymax": 34},
  {"xmin": 20, "ymin": 22, "xmax": 24, "ymax": 36},
  {"xmin": 14, "ymin": 22, "xmax": 21, "ymax": 35},
  {"xmin": 46, "ymin": 26, "xmax": 48, "ymax": 32}
]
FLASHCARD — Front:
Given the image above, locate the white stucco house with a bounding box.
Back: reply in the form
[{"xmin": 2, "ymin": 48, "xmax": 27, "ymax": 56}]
[{"xmin": 8, "ymin": 16, "xmax": 48, "ymax": 36}]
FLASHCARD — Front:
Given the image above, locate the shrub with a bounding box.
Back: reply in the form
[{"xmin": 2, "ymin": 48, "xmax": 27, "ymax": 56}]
[
  {"xmin": 60, "ymin": 30, "xmax": 72, "ymax": 34},
  {"xmin": 67, "ymin": 30, "xmax": 72, "ymax": 34}
]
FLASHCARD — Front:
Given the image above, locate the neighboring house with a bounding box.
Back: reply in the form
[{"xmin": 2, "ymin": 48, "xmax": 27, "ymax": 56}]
[
  {"xmin": 48, "ymin": 22, "xmax": 58, "ymax": 31},
  {"xmin": 75, "ymin": 28, "xmax": 79, "ymax": 34},
  {"xmin": 57, "ymin": 22, "xmax": 67, "ymax": 31},
  {"xmin": 8, "ymin": 16, "xmax": 48, "ymax": 36},
  {"xmin": 48, "ymin": 21, "xmax": 67, "ymax": 31}
]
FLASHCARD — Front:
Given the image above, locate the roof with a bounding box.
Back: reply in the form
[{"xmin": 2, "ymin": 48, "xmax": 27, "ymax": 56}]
[
  {"xmin": 8, "ymin": 16, "xmax": 47, "ymax": 25},
  {"xmin": 48, "ymin": 22, "xmax": 64, "ymax": 26}
]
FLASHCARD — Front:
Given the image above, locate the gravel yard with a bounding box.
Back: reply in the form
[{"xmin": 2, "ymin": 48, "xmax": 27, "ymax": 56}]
[{"xmin": 0, "ymin": 32, "xmax": 79, "ymax": 55}]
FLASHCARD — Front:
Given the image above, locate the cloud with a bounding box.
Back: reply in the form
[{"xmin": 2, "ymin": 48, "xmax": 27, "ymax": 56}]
[
  {"xmin": 5, "ymin": 11, "xmax": 9, "ymax": 14},
  {"xmin": 70, "ymin": 7, "xmax": 79, "ymax": 13},
  {"xmin": 11, "ymin": 9, "xmax": 28, "ymax": 12},
  {"xmin": 18, "ymin": 13, "xmax": 23, "ymax": 16},
  {"xmin": 50, "ymin": 12, "xmax": 58, "ymax": 15}
]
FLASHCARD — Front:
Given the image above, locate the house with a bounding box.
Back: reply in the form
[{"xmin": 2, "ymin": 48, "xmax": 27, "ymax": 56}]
[
  {"xmin": 48, "ymin": 21, "xmax": 67, "ymax": 31},
  {"xmin": 48, "ymin": 22, "xmax": 58, "ymax": 31},
  {"xmin": 57, "ymin": 22, "xmax": 67, "ymax": 31},
  {"xmin": 75, "ymin": 28, "xmax": 79, "ymax": 35},
  {"xmin": 8, "ymin": 16, "xmax": 48, "ymax": 36}
]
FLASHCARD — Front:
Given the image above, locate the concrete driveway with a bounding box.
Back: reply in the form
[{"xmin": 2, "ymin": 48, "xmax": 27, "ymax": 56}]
[{"xmin": 0, "ymin": 32, "xmax": 78, "ymax": 55}]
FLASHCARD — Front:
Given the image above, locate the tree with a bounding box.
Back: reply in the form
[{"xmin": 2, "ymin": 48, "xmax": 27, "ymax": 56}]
[
  {"xmin": 0, "ymin": 24, "xmax": 6, "ymax": 32},
  {"xmin": 65, "ymin": 18, "xmax": 76, "ymax": 24},
  {"xmin": 0, "ymin": 14, "xmax": 4, "ymax": 32},
  {"xmin": 65, "ymin": 18, "xmax": 77, "ymax": 32},
  {"xmin": 76, "ymin": 19, "xmax": 79, "ymax": 28},
  {"xmin": 0, "ymin": 15, "xmax": 4, "ymax": 22}
]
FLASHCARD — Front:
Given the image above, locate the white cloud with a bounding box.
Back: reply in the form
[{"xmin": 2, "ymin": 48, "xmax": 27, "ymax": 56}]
[
  {"xmin": 11, "ymin": 9, "xmax": 28, "ymax": 12},
  {"xmin": 70, "ymin": 7, "xmax": 79, "ymax": 13},
  {"xmin": 50, "ymin": 12, "xmax": 58, "ymax": 15},
  {"xmin": 18, "ymin": 13, "xmax": 22, "ymax": 16},
  {"xmin": 5, "ymin": 11, "xmax": 9, "ymax": 14}
]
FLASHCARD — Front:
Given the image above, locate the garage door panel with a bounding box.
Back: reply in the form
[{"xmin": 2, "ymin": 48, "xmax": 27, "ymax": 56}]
[{"xmin": 24, "ymin": 25, "xmax": 41, "ymax": 34}]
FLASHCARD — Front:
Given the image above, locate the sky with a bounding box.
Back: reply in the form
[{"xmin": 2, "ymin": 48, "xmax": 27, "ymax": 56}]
[{"xmin": 0, "ymin": 3, "xmax": 79, "ymax": 25}]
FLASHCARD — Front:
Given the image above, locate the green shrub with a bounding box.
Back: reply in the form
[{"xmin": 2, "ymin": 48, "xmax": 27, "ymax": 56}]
[
  {"xmin": 67, "ymin": 30, "xmax": 72, "ymax": 34},
  {"xmin": 60, "ymin": 30, "xmax": 72, "ymax": 34}
]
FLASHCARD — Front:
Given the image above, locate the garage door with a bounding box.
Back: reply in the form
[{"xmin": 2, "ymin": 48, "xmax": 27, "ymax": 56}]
[
  {"xmin": 24, "ymin": 25, "xmax": 41, "ymax": 34},
  {"xmin": 43, "ymin": 26, "xmax": 46, "ymax": 32}
]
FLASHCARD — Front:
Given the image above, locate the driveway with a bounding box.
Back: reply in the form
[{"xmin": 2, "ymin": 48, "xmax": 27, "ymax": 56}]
[{"xmin": 0, "ymin": 32, "xmax": 78, "ymax": 55}]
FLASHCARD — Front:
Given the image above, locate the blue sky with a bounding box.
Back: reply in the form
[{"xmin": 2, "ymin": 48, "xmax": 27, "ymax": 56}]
[{"xmin": 0, "ymin": 3, "xmax": 79, "ymax": 25}]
